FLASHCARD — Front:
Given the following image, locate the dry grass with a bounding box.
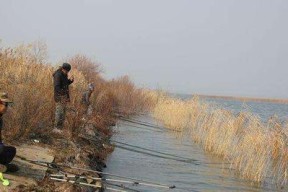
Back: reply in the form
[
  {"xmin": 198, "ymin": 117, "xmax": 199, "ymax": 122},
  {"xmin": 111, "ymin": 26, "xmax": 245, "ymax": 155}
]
[
  {"xmin": 151, "ymin": 92, "xmax": 288, "ymax": 185},
  {"xmin": 0, "ymin": 42, "xmax": 153, "ymax": 142},
  {"xmin": 105, "ymin": 75, "xmax": 154, "ymax": 116}
]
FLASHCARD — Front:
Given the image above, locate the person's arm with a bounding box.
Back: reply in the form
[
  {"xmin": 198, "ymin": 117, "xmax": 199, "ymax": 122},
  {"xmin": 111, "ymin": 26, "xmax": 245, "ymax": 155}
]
[
  {"xmin": 68, "ymin": 75, "xmax": 74, "ymax": 85},
  {"xmin": 0, "ymin": 118, "xmax": 2, "ymax": 143},
  {"xmin": 0, "ymin": 116, "xmax": 4, "ymax": 153},
  {"xmin": 54, "ymin": 73, "xmax": 62, "ymax": 95},
  {"xmin": 85, "ymin": 92, "xmax": 90, "ymax": 105}
]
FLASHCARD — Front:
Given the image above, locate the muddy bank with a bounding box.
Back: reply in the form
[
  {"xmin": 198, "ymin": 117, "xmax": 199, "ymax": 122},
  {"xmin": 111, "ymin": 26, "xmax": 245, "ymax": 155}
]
[{"xmin": 1, "ymin": 116, "xmax": 116, "ymax": 192}]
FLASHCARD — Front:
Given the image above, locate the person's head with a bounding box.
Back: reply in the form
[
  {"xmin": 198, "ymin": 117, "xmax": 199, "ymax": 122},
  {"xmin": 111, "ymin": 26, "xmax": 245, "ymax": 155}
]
[
  {"xmin": 61, "ymin": 63, "xmax": 71, "ymax": 74},
  {"xmin": 88, "ymin": 83, "xmax": 95, "ymax": 92},
  {"xmin": 0, "ymin": 93, "xmax": 12, "ymax": 114}
]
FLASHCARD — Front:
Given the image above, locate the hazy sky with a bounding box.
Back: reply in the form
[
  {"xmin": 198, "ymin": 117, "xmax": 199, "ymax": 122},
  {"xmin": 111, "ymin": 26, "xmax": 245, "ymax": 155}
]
[{"xmin": 1, "ymin": 0, "xmax": 287, "ymax": 98}]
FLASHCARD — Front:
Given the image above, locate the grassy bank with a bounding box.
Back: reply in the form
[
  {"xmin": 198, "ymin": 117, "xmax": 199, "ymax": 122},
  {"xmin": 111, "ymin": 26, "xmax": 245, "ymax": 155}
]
[
  {"xmin": 0, "ymin": 41, "xmax": 153, "ymax": 191},
  {"xmin": 0, "ymin": 41, "xmax": 152, "ymax": 141},
  {"xmin": 152, "ymin": 93, "xmax": 288, "ymax": 185}
]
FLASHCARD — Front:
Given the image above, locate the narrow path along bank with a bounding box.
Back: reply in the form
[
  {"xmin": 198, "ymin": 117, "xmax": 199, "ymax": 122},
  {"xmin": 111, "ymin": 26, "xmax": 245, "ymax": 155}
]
[{"xmin": 105, "ymin": 115, "xmax": 281, "ymax": 192}]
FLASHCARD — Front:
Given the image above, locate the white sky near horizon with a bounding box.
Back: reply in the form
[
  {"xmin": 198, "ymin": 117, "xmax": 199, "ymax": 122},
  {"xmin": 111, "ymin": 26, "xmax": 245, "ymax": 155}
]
[{"xmin": 0, "ymin": 0, "xmax": 288, "ymax": 99}]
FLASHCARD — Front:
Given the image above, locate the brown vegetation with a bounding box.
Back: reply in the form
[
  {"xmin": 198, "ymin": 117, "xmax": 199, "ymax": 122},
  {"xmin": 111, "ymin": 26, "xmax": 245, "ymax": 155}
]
[
  {"xmin": 0, "ymin": 41, "xmax": 154, "ymax": 191},
  {"xmin": 0, "ymin": 42, "xmax": 152, "ymax": 142},
  {"xmin": 152, "ymin": 93, "xmax": 288, "ymax": 185}
]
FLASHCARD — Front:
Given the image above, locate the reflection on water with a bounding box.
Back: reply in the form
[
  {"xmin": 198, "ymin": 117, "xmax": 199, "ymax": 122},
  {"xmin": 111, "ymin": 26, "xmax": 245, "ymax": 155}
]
[{"xmin": 105, "ymin": 115, "xmax": 285, "ymax": 192}]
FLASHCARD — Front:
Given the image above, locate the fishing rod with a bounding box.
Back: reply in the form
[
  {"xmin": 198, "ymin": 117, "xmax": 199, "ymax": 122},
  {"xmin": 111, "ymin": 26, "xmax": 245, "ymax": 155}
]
[
  {"xmin": 111, "ymin": 140, "xmax": 198, "ymax": 162},
  {"xmin": 119, "ymin": 122, "xmax": 166, "ymax": 133},
  {"xmin": 115, "ymin": 144, "xmax": 200, "ymax": 165},
  {"xmin": 114, "ymin": 143, "xmax": 229, "ymax": 166},
  {"xmin": 119, "ymin": 117, "xmax": 163, "ymax": 128},
  {"xmin": 52, "ymin": 174, "xmax": 141, "ymax": 192},
  {"xmin": 51, "ymin": 174, "xmax": 176, "ymax": 189},
  {"xmin": 82, "ymin": 135, "xmax": 227, "ymax": 166},
  {"xmin": 125, "ymin": 118, "xmax": 163, "ymax": 127},
  {"xmin": 80, "ymin": 135, "xmax": 193, "ymax": 164},
  {"xmin": 50, "ymin": 177, "xmax": 127, "ymax": 192},
  {"xmin": 119, "ymin": 118, "xmax": 168, "ymax": 131},
  {"xmin": 121, "ymin": 117, "xmax": 160, "ymax": 127},
  {"xmin": 105, "ymin": 182, "xmax": 142, "ymax": 192},
  {"xmin": 16, "ymin": 155, "xmax": 176, "ymax": 190}
]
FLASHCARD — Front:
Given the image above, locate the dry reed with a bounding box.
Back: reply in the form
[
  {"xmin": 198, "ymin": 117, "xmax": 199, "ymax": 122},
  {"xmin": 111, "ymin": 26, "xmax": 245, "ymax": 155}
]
[
  {"xmin": 0, "ymin": 42, "xmax": 153, "ymax": 141},
  {"xmin": 151, "ymin": 92, "xmax": 288, "ymax": 185}
]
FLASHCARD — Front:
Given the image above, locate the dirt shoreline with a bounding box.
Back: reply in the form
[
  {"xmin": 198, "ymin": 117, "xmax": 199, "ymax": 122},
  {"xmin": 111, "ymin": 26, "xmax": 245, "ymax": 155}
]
[{"xmin": 3, "ymin": 116, "xmax": 116, "ymax": 192}]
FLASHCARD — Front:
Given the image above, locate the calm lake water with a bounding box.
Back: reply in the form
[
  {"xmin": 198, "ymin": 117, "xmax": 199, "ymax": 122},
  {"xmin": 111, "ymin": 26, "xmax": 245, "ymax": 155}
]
[{"xmin": 105, "ymin": 98, "xmax": 288, "ymax": 192}]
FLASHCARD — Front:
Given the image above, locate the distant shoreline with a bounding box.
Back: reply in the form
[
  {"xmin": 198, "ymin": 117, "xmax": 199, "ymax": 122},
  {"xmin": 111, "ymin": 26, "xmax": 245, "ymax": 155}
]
[{"xmin": 197, "ymin": 94, "xmax": 288, "ymax": 104}]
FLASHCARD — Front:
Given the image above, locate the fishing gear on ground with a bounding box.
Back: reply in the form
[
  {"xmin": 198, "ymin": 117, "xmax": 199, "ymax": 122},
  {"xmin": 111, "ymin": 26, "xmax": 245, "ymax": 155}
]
[
  {"xmin": 50, "ymin": 173, "xmax": 176, "ymax": 189},
  {"xmin": 17, "ymin": 155, "xmax": 176, "ymax": 190}
]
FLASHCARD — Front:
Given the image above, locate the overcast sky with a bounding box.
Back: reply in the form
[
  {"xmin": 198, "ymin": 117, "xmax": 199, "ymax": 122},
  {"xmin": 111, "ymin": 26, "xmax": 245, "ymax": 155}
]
[{"xmin": 1, "ymin": 0, "xmax": 287, "ymax": 98}]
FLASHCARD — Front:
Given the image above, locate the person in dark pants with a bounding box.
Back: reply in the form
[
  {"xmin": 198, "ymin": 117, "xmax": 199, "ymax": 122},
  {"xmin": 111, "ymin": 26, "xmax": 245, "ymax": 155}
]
[
  {"xmin": 52, "ymin": 63, "xmax": 74, "ymax": 134},
  {"xmin": 81, "ymin": 83, "xmax": 95, "ymax": 116},
  {"xmin": 0, "ymin": 93, "xmax": 18, "ymax": 173}
]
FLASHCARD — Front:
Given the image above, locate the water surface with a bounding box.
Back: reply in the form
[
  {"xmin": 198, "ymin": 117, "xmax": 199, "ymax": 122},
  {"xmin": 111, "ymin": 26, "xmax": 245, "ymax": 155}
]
[{"xmin": 105, "ymin": 114, "xmax": 285, "ymax": 192}]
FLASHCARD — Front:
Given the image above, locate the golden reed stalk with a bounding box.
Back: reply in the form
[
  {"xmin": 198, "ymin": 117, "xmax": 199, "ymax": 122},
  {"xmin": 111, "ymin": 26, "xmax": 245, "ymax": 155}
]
[{"xmin": 151, "ymin": 93, "xmax": 288, "ymax": 185}]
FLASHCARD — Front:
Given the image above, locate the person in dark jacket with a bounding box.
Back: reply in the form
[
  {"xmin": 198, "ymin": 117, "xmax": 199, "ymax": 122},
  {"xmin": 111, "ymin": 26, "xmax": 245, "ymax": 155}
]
[
  {"xmin": 52, "ymin": 63, "xmax": 74, "ymax": 134},
  {"xmin": 0, "ymin": 93, "xmax": 19, "ymax": 173}
]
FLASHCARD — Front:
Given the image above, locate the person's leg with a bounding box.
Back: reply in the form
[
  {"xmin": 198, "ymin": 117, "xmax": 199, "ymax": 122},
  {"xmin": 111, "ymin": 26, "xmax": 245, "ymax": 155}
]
[
  {"xmin": 0, "ymin": 146, "xmax": 16, "ymax": 165},
  {"xmin": 62, "ymin": 103, "xmax": 66, "ymax": 125},
  {"xmin": 54, "ymin": 102, "xmax": 66, "ymax": 129},
  {"xmin": 0, "ymin": 118, "xmax": 3, "ymax": 142}
]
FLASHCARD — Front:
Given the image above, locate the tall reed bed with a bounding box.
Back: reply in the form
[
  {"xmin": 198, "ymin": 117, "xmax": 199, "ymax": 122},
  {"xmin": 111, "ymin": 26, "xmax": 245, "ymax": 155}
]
[
  {"xmin": 0, "ymin": 44, "xmax": 88, "ymax": 140},
  {"xmin": 152, "ymin": 93, "xmax": 288, "ymax": 185},
  {"xmin": 0, "ymin": 41, "xmax": 153, "ymax": 141}
]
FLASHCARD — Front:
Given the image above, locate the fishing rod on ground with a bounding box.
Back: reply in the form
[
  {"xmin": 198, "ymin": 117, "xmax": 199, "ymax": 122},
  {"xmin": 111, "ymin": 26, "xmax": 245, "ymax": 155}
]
[
  {"xmin": 16, "ymin": 155, "xmax": 132, "ymax": 192},
  {"xmin": 16, "ymin": 155, "xmax": 176, "ymax": 190},
  {"xmin": 50, "ymin": 177, "xmax": 128, "ymax": 192},
  {"xmin": 50, "ymin": 174, "xmax": 175, "ymax": 190},
  {"xmin": 105, "ymin": 182, "xmax": 142, "ymax": 192}
]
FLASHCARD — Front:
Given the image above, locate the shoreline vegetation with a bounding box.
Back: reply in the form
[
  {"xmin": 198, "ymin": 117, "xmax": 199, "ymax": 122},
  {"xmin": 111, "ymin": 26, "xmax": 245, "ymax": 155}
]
[
  {"xmin": 0, "ymin": 41, "xmax": 153, "ymax": 191},
  {"xmin": 1, "ymin": 39, "xmax": 288, "ymax": 190},
  {"xmin": 152, "ymin": 93, "xmax": 288, "ymax": 186},
  {"xmin": 198, "ymin": 94, "xmax": 288, "ymax": 104}
]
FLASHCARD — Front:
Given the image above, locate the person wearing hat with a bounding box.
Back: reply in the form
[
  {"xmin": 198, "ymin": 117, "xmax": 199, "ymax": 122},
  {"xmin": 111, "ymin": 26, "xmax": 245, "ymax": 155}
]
[
  {"xmin": 0, "ymin": 93, "xmax": 19, "ymax": 173},
  {"xmin": 81, "ymin": 83, "xmax": 95, "ymax": 115},
  {"xmin": 52, "ymin": 63, "xmax": 74, "ymax": 134}
]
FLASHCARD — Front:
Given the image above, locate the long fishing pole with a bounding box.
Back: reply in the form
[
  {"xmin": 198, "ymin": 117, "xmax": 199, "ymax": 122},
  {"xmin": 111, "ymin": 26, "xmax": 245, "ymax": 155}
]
[
  {"xmin": 50, "ymin": 177, "xmax": 127, "ymax": 192},
  {"xmin": 51, "ymin": 174, "xmax": 176, "ymax": 189},
  {"xmin": 16, "ymin": 155, "xmax": 176, "ymax": 189},
  {"xmin": 119, "ymin": 122, "xmax": 165, "ymax": 133},
  {"xmin": 119, "ymin": 118, "xmax": 167, "ymax": 131},
  {"xmin": 119, "ymin": 117, "xmax": 163, "ymax": 128},
  {"xmin": 80, "ymin": 135, "xmax": 195, "ymax": 164},
  {"xmin": 122, "ymin": 117, "xmax": 160, "ymax": 127},
  {"xmin": 115, "ymin": 144, "xmax": 200, "ymax": 165},
  {"xmin": 111, "ymin": 140, "xmax": 198, "ymax": 162},
  {"xmin": 105, "ymin": 182, "xmax": 142, "ymax": 192}
]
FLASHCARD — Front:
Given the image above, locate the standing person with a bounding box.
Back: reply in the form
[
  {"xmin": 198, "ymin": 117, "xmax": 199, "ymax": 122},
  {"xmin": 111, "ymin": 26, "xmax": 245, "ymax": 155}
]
[
  {"xmin": 81, "ymin": 83, "xmax": 94, "ymax": 115},
  {"xmin": 53, "ymin": 63, "xmax": 74, "ymax": 134},
  {"xmin": 0, "ymin": 93, "xmax": 19, "ymax": 173}
]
